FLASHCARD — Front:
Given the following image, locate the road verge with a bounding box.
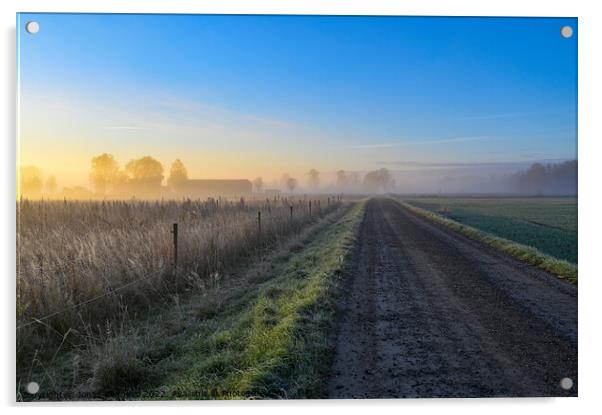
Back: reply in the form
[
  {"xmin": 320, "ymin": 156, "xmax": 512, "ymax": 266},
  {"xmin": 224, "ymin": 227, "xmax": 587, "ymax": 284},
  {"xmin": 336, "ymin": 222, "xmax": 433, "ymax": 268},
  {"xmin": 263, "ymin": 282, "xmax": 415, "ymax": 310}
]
[
  {"xmin": 152, "ymin": 200, "xmax": 367, "ymax": 399},
  {"xmin": 401, "ymin": 201, "xmax": 577, "ymax": 284}
]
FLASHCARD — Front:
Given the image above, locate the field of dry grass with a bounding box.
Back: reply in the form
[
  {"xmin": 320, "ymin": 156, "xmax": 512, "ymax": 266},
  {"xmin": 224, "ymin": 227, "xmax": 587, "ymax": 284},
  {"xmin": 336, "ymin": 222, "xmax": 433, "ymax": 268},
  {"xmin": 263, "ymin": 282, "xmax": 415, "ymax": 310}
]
[{"xmin": 16, "ymin": 196, "xmax": 343, "ymax": 368}]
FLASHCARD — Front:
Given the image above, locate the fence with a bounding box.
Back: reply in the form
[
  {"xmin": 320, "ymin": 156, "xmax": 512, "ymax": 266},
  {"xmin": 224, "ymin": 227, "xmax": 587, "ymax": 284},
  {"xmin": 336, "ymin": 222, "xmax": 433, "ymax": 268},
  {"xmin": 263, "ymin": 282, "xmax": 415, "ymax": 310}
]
[{"xmin": 16, "ymin": 195, "xmax": 346, "ymax": 355}]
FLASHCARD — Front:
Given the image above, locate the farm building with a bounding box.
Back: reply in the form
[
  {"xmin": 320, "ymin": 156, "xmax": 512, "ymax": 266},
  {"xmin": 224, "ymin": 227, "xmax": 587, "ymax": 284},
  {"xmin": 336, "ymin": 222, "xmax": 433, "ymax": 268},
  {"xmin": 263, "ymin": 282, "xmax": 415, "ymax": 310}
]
[{"xmin": 171, "ymin": 179, "xmax": 252, "ymax": 199}]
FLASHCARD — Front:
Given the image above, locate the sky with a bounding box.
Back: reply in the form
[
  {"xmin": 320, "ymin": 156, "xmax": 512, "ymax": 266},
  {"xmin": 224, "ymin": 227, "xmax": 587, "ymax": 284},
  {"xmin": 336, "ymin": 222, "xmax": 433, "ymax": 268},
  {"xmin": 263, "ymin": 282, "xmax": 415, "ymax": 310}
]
[{"xmin": 17, "ymin": 14, "xmax": 577, "ymax": 188}]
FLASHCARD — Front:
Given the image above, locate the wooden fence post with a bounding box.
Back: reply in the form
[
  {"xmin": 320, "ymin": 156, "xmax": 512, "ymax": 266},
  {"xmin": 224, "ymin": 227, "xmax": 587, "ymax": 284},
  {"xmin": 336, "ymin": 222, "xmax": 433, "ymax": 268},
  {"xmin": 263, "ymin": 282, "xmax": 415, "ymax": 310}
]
[
  {"xmin": 290, "ymin": 205, "xmax": 293, "ymax": 223},
  {"xmin": 309, "ymin": 200, "xmax": 312, "ymax": 216},
  {"xmin": 171, "ymin": 223, "xmax": 179, "ymax": 291},
  {"xmin": 257, "ymin": 211, "xmax": 262, "ymax": 234},
  {"xmin": 172, "ymin": 223, "xmax": 178, "ymax": 268}
]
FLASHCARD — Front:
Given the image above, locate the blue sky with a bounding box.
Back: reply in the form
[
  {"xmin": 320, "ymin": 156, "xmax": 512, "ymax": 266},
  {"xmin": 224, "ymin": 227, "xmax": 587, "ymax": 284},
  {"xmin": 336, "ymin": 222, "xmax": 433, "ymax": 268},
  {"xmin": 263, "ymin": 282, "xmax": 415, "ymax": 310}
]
[{"xmin": 17, "ymin": 14, "xmax": 577, "ymax": 185}]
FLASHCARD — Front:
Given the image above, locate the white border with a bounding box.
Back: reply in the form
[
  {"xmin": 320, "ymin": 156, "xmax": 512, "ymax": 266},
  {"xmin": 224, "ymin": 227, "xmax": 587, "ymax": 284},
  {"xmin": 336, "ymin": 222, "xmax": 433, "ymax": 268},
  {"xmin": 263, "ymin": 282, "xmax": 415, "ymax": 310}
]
[{"xmin": 2, "ymin": 1, "xmax": 601, "ymax": 414}]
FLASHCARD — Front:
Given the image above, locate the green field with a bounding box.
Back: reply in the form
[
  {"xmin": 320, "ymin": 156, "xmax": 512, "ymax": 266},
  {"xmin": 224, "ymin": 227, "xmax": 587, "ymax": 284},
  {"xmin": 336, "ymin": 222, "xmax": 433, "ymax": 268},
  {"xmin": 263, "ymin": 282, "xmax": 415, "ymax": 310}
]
[{"xmin": 404, "ymin": 198, "xmax": 577, "ymax": 264}]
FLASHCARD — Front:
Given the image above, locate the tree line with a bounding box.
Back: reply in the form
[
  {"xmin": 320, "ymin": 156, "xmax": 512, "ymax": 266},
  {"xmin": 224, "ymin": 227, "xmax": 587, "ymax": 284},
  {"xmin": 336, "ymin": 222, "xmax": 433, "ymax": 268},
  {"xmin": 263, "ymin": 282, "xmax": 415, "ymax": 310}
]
[
  {"xmin": 89, "ymin": 154, "xmax": 189, "ymax": 195},
  {"xmin": 510, "ymin": 160, "xmax": 577, "ymax": 195},
  {"xmin": 20, "ymin": 152, "xmax": 574, "ymax": 198},
  {"xmin": 18, "ymin": 152, "xmax": 398, "ymax": 199},
  {"xmin": 19, "ymin": 154, "xmax": 187, "ymax": 198}
]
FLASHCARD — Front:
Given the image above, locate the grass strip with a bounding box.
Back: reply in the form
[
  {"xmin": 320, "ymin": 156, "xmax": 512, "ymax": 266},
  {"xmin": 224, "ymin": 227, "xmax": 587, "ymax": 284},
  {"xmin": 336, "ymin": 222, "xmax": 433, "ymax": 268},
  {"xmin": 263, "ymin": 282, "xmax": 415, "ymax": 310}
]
[
  {"xmin": 135, "ymin": 200, "xmax": 367, "ymax": 399},
  {"xmin": 401, "ymin": 201, "xmax": 577, "ymax": 285}
]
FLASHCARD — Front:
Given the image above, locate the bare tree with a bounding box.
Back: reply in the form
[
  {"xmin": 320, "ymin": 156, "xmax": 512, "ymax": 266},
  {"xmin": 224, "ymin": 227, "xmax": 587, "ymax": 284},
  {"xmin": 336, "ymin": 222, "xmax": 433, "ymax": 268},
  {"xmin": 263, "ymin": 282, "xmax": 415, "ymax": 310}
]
[
  {"xmin": 253, "ymin": 177, "xmax": 264, "ymax": 193},
  {"xmin": 364, "ymin": 168, "xmax": 395, "ymax": 193},
  {"xmin": 336, "ymin": 170, "xmax": 347, "ymax": 189},
  {"xmin": 19, "ymin": 166, "xmax": 43, "ymax": 197},
  {"xmin": 167, "ymin": 159, "xmax": 188, "ymax": 187},
  {"xmin": 286, "ymin": 177, "xmax": 297, "ymax": 193},
  {"xmin": 308, "ymin": 168, "xmax": 320, "ymax": 190},
  {"xmin": 349, "ymin": 172, "xmax": 360, "ymax": 187},
  {"xmin": 90, "ymin": 153, "xmax": 120, "ymax": 195},
  {"xmin": 45, "ymin": 175, "xmax": 57, "ymax": 194},
  {"xmin": 281, "ymin": 173, "xmax": 291, "ymax": 189}
]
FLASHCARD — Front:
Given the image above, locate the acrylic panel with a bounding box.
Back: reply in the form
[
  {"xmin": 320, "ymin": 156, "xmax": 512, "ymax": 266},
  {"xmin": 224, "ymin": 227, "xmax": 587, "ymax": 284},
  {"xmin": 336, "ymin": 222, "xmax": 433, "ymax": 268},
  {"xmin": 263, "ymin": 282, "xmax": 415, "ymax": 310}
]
[{"xmin": 16, "ymin": 13, "xmax": 577, "ymax": 401}]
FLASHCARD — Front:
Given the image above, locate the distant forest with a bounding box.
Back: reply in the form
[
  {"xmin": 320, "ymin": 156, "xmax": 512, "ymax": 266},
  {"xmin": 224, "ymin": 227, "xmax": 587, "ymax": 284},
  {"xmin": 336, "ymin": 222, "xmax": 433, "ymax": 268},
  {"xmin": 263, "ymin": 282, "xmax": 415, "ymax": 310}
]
[{"xmin": 510, "ymin": 160, "xmax": 577, "ymax": 196}]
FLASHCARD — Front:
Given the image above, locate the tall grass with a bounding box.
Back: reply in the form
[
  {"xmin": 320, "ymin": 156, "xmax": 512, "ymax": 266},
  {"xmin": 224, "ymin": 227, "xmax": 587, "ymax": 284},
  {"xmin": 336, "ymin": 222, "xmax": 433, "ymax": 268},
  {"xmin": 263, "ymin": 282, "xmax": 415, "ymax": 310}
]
[{"xmin": 16, "ymin": 196, "xmax": 342, "ymax": 365}]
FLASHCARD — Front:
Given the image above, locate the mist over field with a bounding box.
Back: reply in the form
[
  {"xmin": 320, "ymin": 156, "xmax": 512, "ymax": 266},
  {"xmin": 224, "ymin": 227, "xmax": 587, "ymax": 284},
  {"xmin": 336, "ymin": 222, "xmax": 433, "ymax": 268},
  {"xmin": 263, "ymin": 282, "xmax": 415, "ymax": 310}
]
[
  {"xmin": 385, "ymin": 159, "xmax": 577, "ymax": 195},
  {"xmin": 18, "ymin": 157, "xmax": 577, "ymax": 199}
]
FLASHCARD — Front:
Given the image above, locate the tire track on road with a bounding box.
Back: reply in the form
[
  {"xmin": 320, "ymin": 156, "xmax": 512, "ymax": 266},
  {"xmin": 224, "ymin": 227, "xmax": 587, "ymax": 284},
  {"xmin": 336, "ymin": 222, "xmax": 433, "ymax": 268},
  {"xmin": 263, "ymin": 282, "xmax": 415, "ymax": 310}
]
[{"xmin": 328, "ymin": 197, "xmax": 577, "ymax": 398}]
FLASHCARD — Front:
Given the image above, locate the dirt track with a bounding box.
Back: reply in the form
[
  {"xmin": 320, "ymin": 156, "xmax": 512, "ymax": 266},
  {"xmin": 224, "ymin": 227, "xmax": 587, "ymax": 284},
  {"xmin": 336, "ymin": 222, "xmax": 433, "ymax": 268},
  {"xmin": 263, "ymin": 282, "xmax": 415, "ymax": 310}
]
[{"xmin": 328, "ymin": 198, "xmax": 577, "ymax": 398}]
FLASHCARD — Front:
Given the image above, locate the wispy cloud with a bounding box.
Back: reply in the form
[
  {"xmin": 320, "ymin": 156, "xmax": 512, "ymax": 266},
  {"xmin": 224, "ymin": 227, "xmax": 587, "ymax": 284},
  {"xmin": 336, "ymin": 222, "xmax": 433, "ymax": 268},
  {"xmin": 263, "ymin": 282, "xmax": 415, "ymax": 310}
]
[
  {"xmin": 137, "ymin": 96, "xmax": 299, "ymax": 133},
  {"xmin": 241, "ymin": 114, "xmax": 294, "ymax": 129},
  {"xmin": 346, "ymin": 136, "xmax": 487, "ymax": 149},
  {"xmin": 456, "ymin": 112, "xmax": 532, "ymax": 121},
  {"xmin": 456, "ymin": 107, "xmax": 573, "ymax": 121},
  {"xmin": 101, "ymin": 126, "xmax": 149, "ymax": 131}
]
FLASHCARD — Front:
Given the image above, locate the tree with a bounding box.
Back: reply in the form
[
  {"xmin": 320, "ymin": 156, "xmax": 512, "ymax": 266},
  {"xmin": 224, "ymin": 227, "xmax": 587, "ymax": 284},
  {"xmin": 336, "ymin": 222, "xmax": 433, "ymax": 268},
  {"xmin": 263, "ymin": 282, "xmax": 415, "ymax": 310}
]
[
  {"xmin": 364, "ymin": 168, "xmax": 395, "ymax": 193},
  {"xmin": 281, "ymin": 173, "xmax": 291, "ymax": 189},
  {"xmin": 286, "ymin": 177, "xmax": 297, "ymax": 193},
  {"xmin": 167, "ymin": 159, "xmax": 188, "ymax": 187},
  {"xmin": 125, "ymin": 156, "xmax": 164, "ymax": 187},
  {"xmin": 19, "ymin": 166, "xmax": 42, "ymax": 197},
  {"xmin": 308, "ymin": 168, "xmax": 320, "ymax": 189},
  {"xmin": 336, "ymin": 170, "xmax": 347, "ymax": 188},
  {"xmin": 90, "ymin": 153, "xmax": 120, "ymax": 195},
  {"xmin": 45, "ymin": 175, "xmax": 57, "ymax": 194},
  {"xmin": 349, "ymin": 172, "xmax": 360, "ymax": 187},
  {"xmin": 253, "ymin": 177, "xmax": 264, "ymax": 193},
  {"xmin": 512, "ymin": 160, "xmax": 577, "ymax": 195}
]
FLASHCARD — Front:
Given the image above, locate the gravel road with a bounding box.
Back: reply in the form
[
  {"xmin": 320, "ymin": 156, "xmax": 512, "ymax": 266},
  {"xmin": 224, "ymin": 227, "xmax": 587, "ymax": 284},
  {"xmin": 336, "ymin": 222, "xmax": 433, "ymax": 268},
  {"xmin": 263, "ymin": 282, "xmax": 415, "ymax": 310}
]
[{"xmin": 328, "ymin": 197, "xmax": 577, "ymax": 398}]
